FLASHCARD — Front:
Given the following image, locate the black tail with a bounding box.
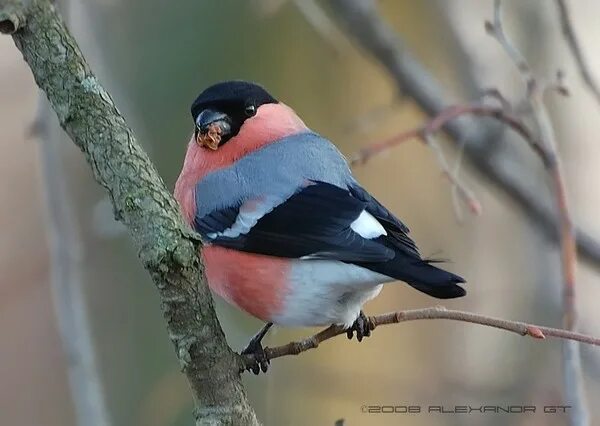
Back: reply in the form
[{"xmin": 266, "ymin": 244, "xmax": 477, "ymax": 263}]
[
  {"xmin": 398, "ymin": 260, "xmax": 466, "ymax": 298},
  {"xmin": 358, "ymin": 257, "xmax": 466, "ymax": 299}
]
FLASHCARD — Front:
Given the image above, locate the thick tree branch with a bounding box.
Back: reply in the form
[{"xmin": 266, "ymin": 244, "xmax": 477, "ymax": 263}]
[
  {"xmin": 242, "ymin": 306, "xmax": 600, "ymax": 366},
  {"xmin": 0, "ymin": 1, "xmax": 258, "ymax": 424},
  {"xmin": 328, "ymin": 0, "xmax": 600, "ymax": 271},
  {"xmin": 34, "ymin": 1, "xmax": 111, "ymax": 424}
]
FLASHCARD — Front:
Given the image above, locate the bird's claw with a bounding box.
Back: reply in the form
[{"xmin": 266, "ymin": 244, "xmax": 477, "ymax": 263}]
[
  {"xmin": 241, "ymin": 322, "xmax": 273, "ymax": 374},
  {"xmin": 346, "ymin": 311, "xmax": 372, "ymax": 342},
  {"xmin": 241, "ymin": 340, "xmax": 270, "ymax": 374}
]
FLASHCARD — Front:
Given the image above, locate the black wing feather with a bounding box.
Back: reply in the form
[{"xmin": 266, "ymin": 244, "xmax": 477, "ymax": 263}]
[
  {"xmin": 196, "ymin": 180, "xmax": 466, "ymax": 299},
  {"xmin": 348, "ymin": 183, "xmax": 420, "ymax": 257},
  {"xmin": 195, "ymin": 182, "xmax": 395, "ymax": 262}
]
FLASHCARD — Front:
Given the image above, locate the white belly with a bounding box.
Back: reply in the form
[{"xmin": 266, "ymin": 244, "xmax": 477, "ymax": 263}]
[{"xmin": 271, "ymin": 260, "xmax": 392, "ymax": 328}]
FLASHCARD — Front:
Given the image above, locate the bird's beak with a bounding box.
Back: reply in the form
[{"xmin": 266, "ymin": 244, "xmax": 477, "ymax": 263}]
[{"xmin": 195, "ymin": 109, "xmax": 232, "ymax": 150}]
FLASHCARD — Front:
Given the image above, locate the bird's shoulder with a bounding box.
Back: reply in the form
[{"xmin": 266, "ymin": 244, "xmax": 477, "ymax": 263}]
[{"xmin": 193, "ymin": 131, "xmax": 352, "ymax": 216}]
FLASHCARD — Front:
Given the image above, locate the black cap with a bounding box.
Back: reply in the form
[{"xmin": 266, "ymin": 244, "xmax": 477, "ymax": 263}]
[{"xmin": 191, "ymin": 80, "xmax": 278, "ymax": 121}]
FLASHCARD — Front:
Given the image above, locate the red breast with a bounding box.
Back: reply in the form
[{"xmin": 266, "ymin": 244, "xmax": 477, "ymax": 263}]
[{"xmin": 202, "ymin": 246, "xmax": 291, "ymax": 321}]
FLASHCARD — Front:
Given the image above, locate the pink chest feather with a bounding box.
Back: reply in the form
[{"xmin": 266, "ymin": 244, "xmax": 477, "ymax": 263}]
[
  {"xmin": 173, "ymin": 103, "xmax": 308, "ymax": 321},
  {"xmin": 202, "ymin": 246, "xmax": 290, "ymax": 321}
]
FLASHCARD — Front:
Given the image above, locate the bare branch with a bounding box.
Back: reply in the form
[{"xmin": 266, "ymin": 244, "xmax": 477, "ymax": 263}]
[
  {"xmin": 349, "ymin": 127, "xmax": 422, "ymax": 166},
  {"xmin": 555, "ymin": 0, "xmax": 600, "ymax": 107},
  {"xmin": 422, "ymin": 132, "xmax": 482, "ymax": 217},
  {"xmin": 33, "ymin": 1, "xmax": 111, "ymax": 424},
  {"xmin": 352, "ymin": 103, "xmax": 553, "ymax": 168},
  {"xmin": 330, "ymin": 2, "xmax": 590, "ymax": 418},
  {"xmin": 485, "ymin": 0, "xmax": 533, "ymax": 86},
  {"xmin": 242, "ymin": 306, "xmax": 600, "ymax": 367},
  {"xmin": 328, "ymin": 0, "xmax": 600, "ymax": 271},
  {"xmin": 488, "ymin": 3, "xmax": 585, "ymax": 423},
  {"xmin": 350, "ymin": 101, "xmax": 555, "ymax": 217}
]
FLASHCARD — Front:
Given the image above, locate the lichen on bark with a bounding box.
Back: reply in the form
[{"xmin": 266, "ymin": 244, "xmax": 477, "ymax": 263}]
[{"xmin": 0, "ymin": 0, "xmax": 259, "ymax": 424}]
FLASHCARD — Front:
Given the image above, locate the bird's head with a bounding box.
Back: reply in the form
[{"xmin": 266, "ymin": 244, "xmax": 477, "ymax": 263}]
[
  {"xmin": 176, "ymin": 81, "xmax": 308, "ymax": 218},
  {"xmin": 191, "ymin": 80, "xmax": 280, "ymax": 150}
]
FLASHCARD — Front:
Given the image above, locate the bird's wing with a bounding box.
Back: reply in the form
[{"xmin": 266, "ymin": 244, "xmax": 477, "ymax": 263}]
[
  {"xmin": 194, "ymin": 181, "xmax": 396, "ymax": 262},
  {"xmin": 348, "ymin": 183, "xmax": 420, "ymax": 257}
]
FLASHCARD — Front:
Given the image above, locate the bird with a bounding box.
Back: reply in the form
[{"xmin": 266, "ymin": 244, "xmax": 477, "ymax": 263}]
[{"xmin": 174, "ymin": 80, "xmax": 465, "ymax": 373}]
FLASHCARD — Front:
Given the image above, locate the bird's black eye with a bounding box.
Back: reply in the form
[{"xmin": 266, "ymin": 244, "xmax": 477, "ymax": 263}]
[{"xmin": 244, "ymin": 104, "xmax": 257, "ymax": 117}]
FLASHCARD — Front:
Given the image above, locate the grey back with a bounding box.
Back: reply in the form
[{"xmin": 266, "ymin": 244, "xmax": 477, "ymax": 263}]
[{"xmin": 194, "ymin": 132, "xmax": 354, "ymax": 217}]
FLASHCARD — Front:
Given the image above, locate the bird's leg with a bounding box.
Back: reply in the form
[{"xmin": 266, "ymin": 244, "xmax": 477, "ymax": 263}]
[
  {"xmin": 241, "ymin": 322, "xmax": 273, "ymax": 374},
  {"xmin": 346, "ymin": 311, "xmax": 372, "ymax": 342}
]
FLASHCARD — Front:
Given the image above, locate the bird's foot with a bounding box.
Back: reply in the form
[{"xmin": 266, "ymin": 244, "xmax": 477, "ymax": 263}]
[
  {"xmin": 242, "ymin": 341, "xmax": 270, "ymax": 375},
  {"xmin": 346, "ymin": 311, "xmax": 372, "ymax": 342},
  {"xmin": 241, "ymin": 322, "xmax": 272, "ymax": 374}
]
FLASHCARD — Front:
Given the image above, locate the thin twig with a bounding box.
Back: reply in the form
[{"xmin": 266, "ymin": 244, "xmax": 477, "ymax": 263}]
[
  {"xmin": 351, "ymin": 95, "xmax": 587, "ymax": 420},
  {"xmin": 328, "ymin": 0, "xmax": 600, "ymax": 270},
  {"xmin": 488, "ymin": 3, "xmax": 586, "ymax": 424},
  {"xmin": 351, "ymin": 103, "xmax": 550, "ymax": 168},
  {"xmin": 241, "ymin": 306, "xmax": 600, "ymax": 368},
  {"xmin": 485, "ymin": 0, "xmax": 533, "ymax": 86},
  {"xmin": 528, "ymin": 94, "xmax": 577, "ymax": 329},
  {"xmin": 350, "ymin": 102, "xmax": 555, "ymax": 216},
  {"xmin": 555, "ymin": 0, "xmax": 600, "ymax": 107},
  {"xmin": 422, "ymin": 132, "xmax": 482, "ymax": 217},
  {"xmin": 531, "ymin": 66, "xmax": 586, "ymax": 426},
  {"xmin": 350, "ymin": 117, "xmax": 483, "ymax": 218},
  {"xmin": 350, "ymin": 127, "xmax": 422, "ymax": 166},
  {"xmin": 450, "ymin": 141, "xmax": 468, "ymax": 222}
]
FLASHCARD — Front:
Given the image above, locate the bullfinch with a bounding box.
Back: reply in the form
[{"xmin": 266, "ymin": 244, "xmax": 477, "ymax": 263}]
[{"xmin": 174, "ymin": 81, "xmax": 465, "ymax": 373}]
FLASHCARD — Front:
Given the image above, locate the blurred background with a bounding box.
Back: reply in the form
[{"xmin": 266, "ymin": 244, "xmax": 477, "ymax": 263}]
[{"xmin": 1, "ymin": 0, "xmax": 600, "ymax": 425}]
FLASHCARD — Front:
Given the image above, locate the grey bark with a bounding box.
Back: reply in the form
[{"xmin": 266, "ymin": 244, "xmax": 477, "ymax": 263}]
[
  {"xmin": 0, "ymin": 1, "xmax": 259, "ymax": 424},
  {"xmin": 35, "ymin": 1, "xmax": 111, "ymax": 424}
]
